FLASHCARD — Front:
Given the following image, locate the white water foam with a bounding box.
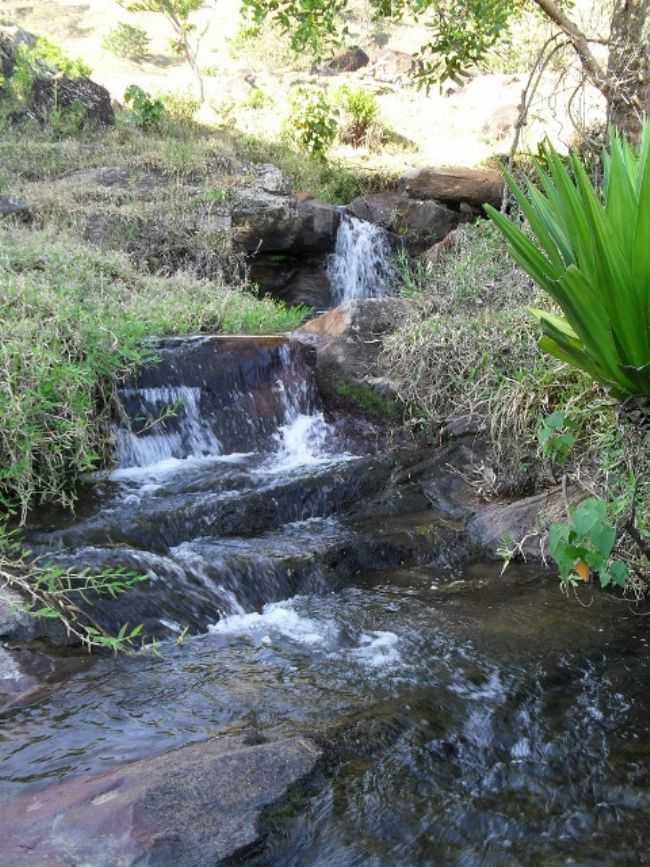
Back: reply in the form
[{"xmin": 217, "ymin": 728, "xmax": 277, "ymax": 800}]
[
  {"xmin": 351, "ymin": 631, "xmax": 401, "ymax": 668},
  {"xmin": 209, "ymin": 599, "xmax": 336, "ymax": 645},
  {"xmin": 327, "ymin": 214, "xmax": 394, "ymax": 303},
  {"xmin": 114, "ymin": 386, "xmax": 222, "ymax": 469},
  {"xmin": 210, "ymin": 599, "xmax": 403, "ymax": 671}
]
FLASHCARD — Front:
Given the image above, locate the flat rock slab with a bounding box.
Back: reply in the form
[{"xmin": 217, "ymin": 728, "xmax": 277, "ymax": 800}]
[{"xmin": 1, "ymin": 735, "xmax": 321, "ymax": 867}]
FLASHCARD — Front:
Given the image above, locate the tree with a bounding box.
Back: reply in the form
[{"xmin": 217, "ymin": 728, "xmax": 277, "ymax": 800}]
[
  {"xmin": 118, "ymin": 0, "xmax": 211, "ymax": 103},
  {"xmin": 242, "ymin": 0, "xmax": 650, "ymax": 138}
]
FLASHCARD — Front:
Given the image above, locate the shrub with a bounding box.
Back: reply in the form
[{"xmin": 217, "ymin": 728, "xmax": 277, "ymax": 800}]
[
  {"xmin": 102, "ymin": 23, "xmax": 150, "ymax": 61},
  {"xmin": 487, "ymin": 125, "xmax": 650, "ymax": 400},
  {"xmin": 283, "ymin": 87, "xmax": 338, "ymax": 160},
  {"xmin": 242, "ymin": 87, "xmax": 273, "ymax": 110},
  {"xmin": 124, "ymin": 84, "xmax": 166, "ymax": 129},
  {"xmin": 549, "ymin": 497, "xmax": 630, "ymax": 590},
  {"xmin": 161, "ymin": 91, "xmax": 200, "ymax": 124},
  {"xmin": 10, "ymin": 37, "xmax": 91, "ymax": 101},
  {"xmin": 335, "ymin": 85, "xmax": 379, "ymax": 146}
]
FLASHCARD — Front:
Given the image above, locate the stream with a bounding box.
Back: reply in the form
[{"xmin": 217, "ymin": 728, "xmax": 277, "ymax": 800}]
[{"xmin": 1, "ymin": 221, "xmax": 650, "ymax": 866}]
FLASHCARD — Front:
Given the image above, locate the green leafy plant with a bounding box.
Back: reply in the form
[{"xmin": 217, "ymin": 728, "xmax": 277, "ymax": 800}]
[
  {"xmin": 537, "ymin": 410, "xmax": 576, "ymax": 465},
  {"xmin": 0, "ymin": 524, "xmax": 147, "ymax": 652},
  {"xmin": 10, "ymin": 37, "xmax": 91, "ymax": 101},
  {"xmin": 102, "ymin": 22, "xmax": 150, "ymax": 61},
  {"xmin": 124, "ymin": 84, "xmax": 166, "ymax": 129},
  {"xmin": 487, "ymin": 127, "xmax": 650, "ymax": 400},
  {"xmin": 283, "ymin": 87, "xmax": 338, "ymax": 161},
  {"xmin": 334, "ymin": 85, "xmax": 378, "ymax": 146},
  {"xmin": 549, "ymin": 497, "xmax": 629, "ymax": 590}
]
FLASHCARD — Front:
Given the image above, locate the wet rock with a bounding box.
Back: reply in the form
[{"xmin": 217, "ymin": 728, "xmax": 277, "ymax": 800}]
[
  {"xmin": 327, "ymin": 46, "xmax": 369, "ymax": 72},
  {"xmin": 399, "ymin": 166, "xmax": 504, "ymax": 209},
  {"xmin": 0, "ymin": 195, "xmax": 30, "ymax": 222},
  {"xmin": 347, "ymin": 191, "xmax": 458, "ymax": 249},
  {"xmin": 298, "ymin": 298, "xmax": 409, "ymax": 418},
  {"xmin": 1, "ymin": 735, "xmax": 321, "ymax": 867}
]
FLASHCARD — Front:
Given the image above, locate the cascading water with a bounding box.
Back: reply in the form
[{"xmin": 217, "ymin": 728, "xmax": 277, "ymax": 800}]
[
  {"xmin": 327, "ymin": 213, "xmax": 394, "ymax": 303},
  {"xmin": 111, "ymin": 337, "xmax": 333, "ymax": 479},
  {"xmin": 6, "ymin": 335, "xmax": 650, "ymax": 867}
]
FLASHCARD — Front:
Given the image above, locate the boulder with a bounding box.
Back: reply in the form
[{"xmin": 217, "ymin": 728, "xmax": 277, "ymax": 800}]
[
  {"xmin": 399, "ymin": 166, "xmax": 504, "ymax": 209},
  {"xmin": 0, "ymin": 195, "xmax": 31, "ymax": 222},
  {"xmin": 347, "ymin": 191, "xmax": 458, "ymax": 249},
  {"xmin": 467, "ymin": 485, "xmax": 584, "ymax": 559},
  {"xmin": 327, "ymin": 46, "xmax": 369, "ymax": 72},
  {"xmin": 297, "ymin": 298, "xmax": 409, "ymax": 419},
  {"xmin": 0, "ymin": 735, "xmax": 321, "ymax": 867},
  {"xmin": 30, "ymin": 75, "xmax": 115, "ymax": 127},
  {"xmin": 232, "ymin": 189, "xmax": 340, "ymax": 255}
]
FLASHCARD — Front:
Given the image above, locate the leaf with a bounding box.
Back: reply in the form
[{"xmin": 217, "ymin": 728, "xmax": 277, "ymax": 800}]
[
  {"xmin": 608, "ymin": 560, "xmax": 630, "ymax": 588},
  {"xmin": 572, "ymin": 498, "xmax": 608, "ymax": 536}
]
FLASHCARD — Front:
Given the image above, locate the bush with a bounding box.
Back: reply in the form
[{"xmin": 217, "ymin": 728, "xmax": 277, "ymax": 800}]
[
  {"xmin": 124, "ymin": 84, "xmax": 166, "ymax": 129},
  {"xmin": 487, "ymin": 125, "xmax": 650, "ymax": 400},
  {"xmin": 335, "ymin": 85, "xmax": 379, "ymax": 146},
  {"xmin": 102, "ymin": 23, "xmax": 150, "ymax": 61},
  {"xmin": 10, "ymin": 37, "xmax": 91, "ymax": 101},
  {"xmin": 242, "ymin": 87, "xmax": 273, "ymax": 110},
  {"xmin": 161, "ymin": 91, "xmax": 200, "ymax": 124},
  {"xmin": 283, "ymin": 87, "xmax": 338, "ymax": 160}
]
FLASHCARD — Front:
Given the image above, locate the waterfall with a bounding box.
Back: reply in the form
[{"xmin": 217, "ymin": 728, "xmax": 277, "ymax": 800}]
[
  {"xmin": 112, "ymin": 337, "xmax": 332, "ymax": 473},
  {"xmin": 114, "ymin": 386, "xmax": 223, "ymax": 468},
  {"xmin": 327, "ymin": 214, "xmax": 394, "ymax": 304}
]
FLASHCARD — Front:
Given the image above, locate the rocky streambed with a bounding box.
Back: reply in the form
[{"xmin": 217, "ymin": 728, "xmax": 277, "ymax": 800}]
[{"xmin": 1, "ymin": 332, "xmax": 650, "ymax": 867}]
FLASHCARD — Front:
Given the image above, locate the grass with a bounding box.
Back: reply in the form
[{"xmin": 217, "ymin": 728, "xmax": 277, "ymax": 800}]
[
  {"xmin": 382, "ymin": 218, "xmax": 649, "ymax": 584},
  {"xmin": 0, "ymin": 226, "xmax": 307, "ymax": 522}
]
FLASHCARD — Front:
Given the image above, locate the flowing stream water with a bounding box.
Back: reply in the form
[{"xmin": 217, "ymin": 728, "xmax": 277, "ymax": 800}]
[
  {"xmin": 327, "ymin": 214, "xmax": 394, "ymax": 303},
  {"xmin": 2, "ymin": 335, "xmax": 650, "ymax": 864}
]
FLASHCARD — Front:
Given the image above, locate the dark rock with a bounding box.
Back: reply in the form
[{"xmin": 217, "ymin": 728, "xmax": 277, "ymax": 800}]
[
  {"xmin": 232, "ymin": 190, "xmax": 340, "ymax": 255},
  {"xmin": 295, "ymin": 199, "xmax": 341, "ymax": 254},
  {"xmin": 0, "ymin": 195, "xmax": 31, "ymax": 222},
  {"xmin": 298, "ymin": 298, "xmax": 409, "ymax": 418},
  {"xmin": 399, "ymin": 166, "xmax": 504, "ymax": 209},
  {"xmin": 30, "ymin": 75, "xmax": 115, "ymax": 126},
  {"xmin": 0, "ymin": 735, "xmax": 321, "ymax": 867},
  {"xmin": 250, "ymin": 254, "xmax": 333, "ymax": 309},
  {"xmin": 327, "ymin": 46, "xmax": 369, "ymax": 72},
  {"xmin": 347, "ymin": 191, "xmax": 458, "ymax": 249}
]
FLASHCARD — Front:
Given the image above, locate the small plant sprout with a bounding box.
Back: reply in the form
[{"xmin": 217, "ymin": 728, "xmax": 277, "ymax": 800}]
[{"xmin": 537, "ymin": 411, "xmax": 576, "ymax": 466}]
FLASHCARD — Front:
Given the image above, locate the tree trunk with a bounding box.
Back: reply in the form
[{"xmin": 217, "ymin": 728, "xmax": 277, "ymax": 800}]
[{"xmin": 606, "ymin": 0, "xmax": 650, "ymax": 140}]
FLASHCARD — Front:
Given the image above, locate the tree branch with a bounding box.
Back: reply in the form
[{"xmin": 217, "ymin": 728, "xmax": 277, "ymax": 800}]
[{"xmin": 532, "ymin": 0, "xmax": 611, "ymax": 98}]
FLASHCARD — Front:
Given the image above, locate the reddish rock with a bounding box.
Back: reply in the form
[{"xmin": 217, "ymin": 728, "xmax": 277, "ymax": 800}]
[
  {"xmin": 1, "ymin": 736, "xmax": 321, "ymax": 867},
  {"xmin": 399, "ymin": 166, "xmax": 504, "ymax": 209}
]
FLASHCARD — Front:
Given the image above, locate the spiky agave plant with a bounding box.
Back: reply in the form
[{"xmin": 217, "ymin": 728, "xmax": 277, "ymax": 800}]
[{"xmin": 486, "ymin": 126, "xmax": 650, "ymax": 400}]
